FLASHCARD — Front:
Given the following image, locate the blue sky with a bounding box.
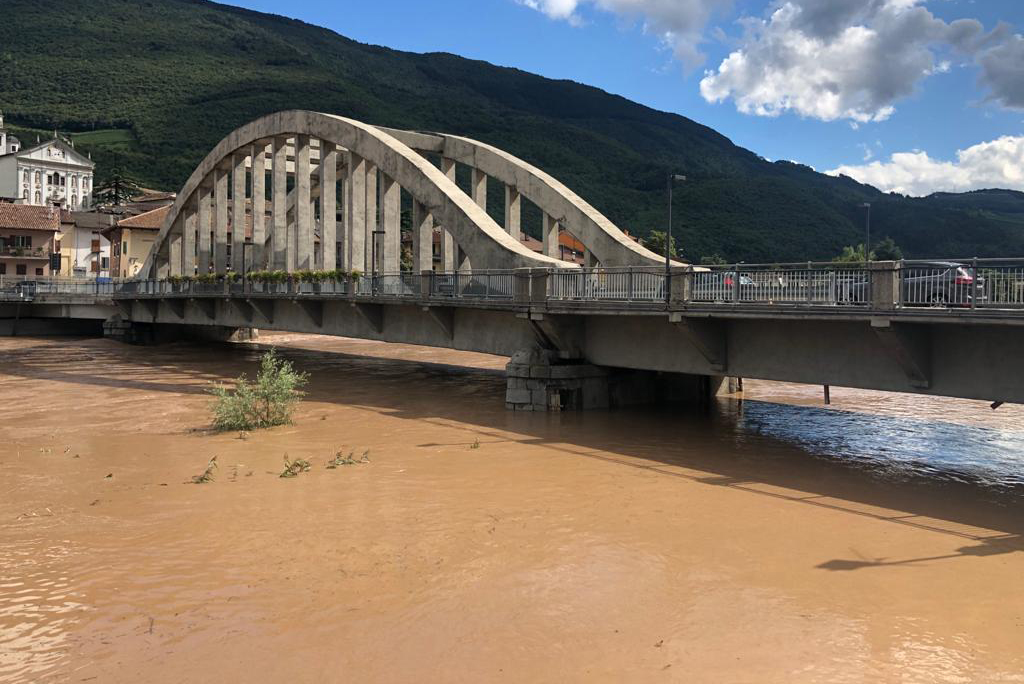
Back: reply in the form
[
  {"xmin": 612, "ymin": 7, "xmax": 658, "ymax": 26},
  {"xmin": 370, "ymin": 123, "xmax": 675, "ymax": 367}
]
[{"xmin": 229, "ymin": 0, "xmax": 1023, "ymax": 195}]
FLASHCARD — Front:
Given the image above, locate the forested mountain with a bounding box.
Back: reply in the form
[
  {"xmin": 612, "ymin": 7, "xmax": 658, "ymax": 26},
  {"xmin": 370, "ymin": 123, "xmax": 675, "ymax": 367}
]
[{"xmin": 2, "ymin": 0, "xmax": 1022, "ymax": 261}]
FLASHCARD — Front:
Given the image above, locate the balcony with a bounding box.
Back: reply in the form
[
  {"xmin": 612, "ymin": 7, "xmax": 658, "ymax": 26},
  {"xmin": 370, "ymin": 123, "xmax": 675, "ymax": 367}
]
[{"xmin": 0, "ymin": 248, "xmax": 50, "ymax": 260}]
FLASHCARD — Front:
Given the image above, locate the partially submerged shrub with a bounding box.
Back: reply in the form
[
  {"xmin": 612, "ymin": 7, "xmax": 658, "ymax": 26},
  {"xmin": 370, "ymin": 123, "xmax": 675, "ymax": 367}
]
[
  {"xmin": 189, "ymin": 456, "xmax": 218, "ymax": 483},
  {"xmin": 280, "ymin": 454, "xmax": 311, "ymax": 478},
  {"xmin": 208, "ymin": 349, "xmax": 309, "ymax": 431}
]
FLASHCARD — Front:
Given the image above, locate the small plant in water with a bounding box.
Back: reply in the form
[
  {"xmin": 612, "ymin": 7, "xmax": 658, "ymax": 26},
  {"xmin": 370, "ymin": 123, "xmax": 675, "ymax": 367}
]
[
  {"xmin": 280, "ymin": 454, "xmax": 311, "ymax": 478},
  {"xmin": 190, "ymin": 456, "xmax": 218, "ymax": 484},
  {"xmin": 208, "ymin": 349, "xmax": 309, "ymax": 431},
  {"xmin": 326, "ymin": 448, "xmax": 370, "ymax": 469},
  {"xmin": 470, "ymin": 438, "xmax": 480, "ymax": 450}
]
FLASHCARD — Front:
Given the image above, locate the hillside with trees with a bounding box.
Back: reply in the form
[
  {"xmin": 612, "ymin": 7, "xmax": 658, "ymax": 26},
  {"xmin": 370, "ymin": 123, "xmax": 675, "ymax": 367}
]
[{"xmin": 2, "ymin": 0, "xmax": 1022, "ymax": 262}]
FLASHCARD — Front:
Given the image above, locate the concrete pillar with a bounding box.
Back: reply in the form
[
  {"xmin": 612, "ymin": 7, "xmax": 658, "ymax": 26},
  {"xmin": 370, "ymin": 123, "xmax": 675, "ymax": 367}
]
[
  {"xmin": 251, "ymin": 141, "xmax": 267, "ymax": 270},
  {"xmin": 169, "ymin": 219, "xmax": 182, "ymax": 277},
  {"xmin": 197, "ymin": 184, "xmax": 211, "ymax": 273},
  {"xmin": 183, "ymin": 207, "xmax": 197, "ymax": 275},
  {"xmin": 295, "ymin": 134, "xmax": 313, "ymax": 271},
  {"xmin": 440, "ymin": 157, "xmax": 457, "ymax": 271},
  {"xmin": 364, "ymin": 162, "xmax": 378, "ymax": 272},
  {"xmin": 413, "ymin": 200, "xmax": 433, "ymax": 273},
  {"xmin": 380, "ymin": 174, "xmax": 400, "ymax": 273},
  {"xmin": 271, "ymin": 136, "xmax": 288, "ymax": 271},
  {"xmin": 543, "ymin": 212, "xmax": 559, "ymax": 259},
  {"xmin": 231, "ymin": 151, "xmax": 246, "ymax": 273},
  {"xmin": 471, "ymin": 168, "xmax": 487, "ymax": 210},
  {"xmin": 504, "ymin": 185, "xmax": 521, "ymax": 239},
  {"xmin": 347, "ymin": 152, "xmax": 366, "ymax": 273},
  {"xmin": 214, "ymin": 164, "xmax": 229, "ymax": 273},
  {"xmin": 320, "ymin": 142, "xmax": 338, "ymax": 271}
]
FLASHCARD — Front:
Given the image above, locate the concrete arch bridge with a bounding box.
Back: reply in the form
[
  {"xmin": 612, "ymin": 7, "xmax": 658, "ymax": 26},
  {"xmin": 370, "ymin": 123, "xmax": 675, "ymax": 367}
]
[
  {"xmin": 141, "ymin": 110, "xmax": 669, "ymax": 280},
  {"xmin": 10, "ymin": 111, "xmax": 1024, "ymax": 411}
]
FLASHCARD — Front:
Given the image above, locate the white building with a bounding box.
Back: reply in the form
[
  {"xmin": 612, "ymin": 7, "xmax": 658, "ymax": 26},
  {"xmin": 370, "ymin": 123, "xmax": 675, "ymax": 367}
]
[{"xmin": 0, "ymin": 111, "xmax": 96, "ymax": 210}]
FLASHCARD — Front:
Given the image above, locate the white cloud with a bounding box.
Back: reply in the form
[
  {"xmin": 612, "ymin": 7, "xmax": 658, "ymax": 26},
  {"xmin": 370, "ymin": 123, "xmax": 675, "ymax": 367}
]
[
  {"xmin": 699, "ymin": 0, "xmax": 963, "ymax": 122},
  {"xmin": 518, "ymin": 0, "xmax": 732, "ymax": 68},
  {"xmin": 827, "ymin": 135, "xmax": 1024, "ymax": 196}
]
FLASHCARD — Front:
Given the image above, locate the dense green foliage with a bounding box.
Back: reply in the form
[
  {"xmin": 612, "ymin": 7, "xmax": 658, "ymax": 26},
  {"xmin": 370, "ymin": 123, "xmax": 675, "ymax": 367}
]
[
  {"xmin": 208, "ymin": 349, "xmax": 308, "ymax": 431},
  {"xmin": 2, "ymin": 0, "xmax": 1023, "ymax": 261}
]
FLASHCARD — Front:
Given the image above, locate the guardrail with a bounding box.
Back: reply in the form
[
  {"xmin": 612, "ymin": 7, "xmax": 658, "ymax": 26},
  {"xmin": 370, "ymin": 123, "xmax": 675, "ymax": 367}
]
[{"xmin": 8, "ymin": 260, "xmax": 1024, "ymax": 313}]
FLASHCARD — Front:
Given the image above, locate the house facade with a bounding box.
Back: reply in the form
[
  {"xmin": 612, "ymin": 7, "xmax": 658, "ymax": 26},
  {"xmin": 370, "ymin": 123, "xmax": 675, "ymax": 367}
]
[
  {"xmin": 103, "ymin": 205, "xmax": 169, "ymax": 278},
  {"xmin": 0, "ymin": 202, "xmax": 60, "ymax": 277},
  {"xmin": 0, "ymin": 113, "xmax": 96, "ymax": 210}
]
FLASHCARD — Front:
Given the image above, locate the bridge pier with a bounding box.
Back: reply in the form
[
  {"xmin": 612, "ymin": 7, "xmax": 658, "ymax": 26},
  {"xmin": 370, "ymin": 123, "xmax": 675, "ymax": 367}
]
[
  {"xmin": 102, "ymin": 314, "xmax": 257, "ymax": 345},
  {"xmin": 505, "ymin": 347, "xmax": 732, "ymax": 411}
]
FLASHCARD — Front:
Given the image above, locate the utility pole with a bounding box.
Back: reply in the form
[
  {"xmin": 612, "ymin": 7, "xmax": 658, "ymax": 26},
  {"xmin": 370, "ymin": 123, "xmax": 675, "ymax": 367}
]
[
  {"xmin": 667, "ymin": 174, "xmax": 686, "ymax": 303},
  {"xmin": 861, "ymin": 202, "xmax": 871, "ymax": 262}
]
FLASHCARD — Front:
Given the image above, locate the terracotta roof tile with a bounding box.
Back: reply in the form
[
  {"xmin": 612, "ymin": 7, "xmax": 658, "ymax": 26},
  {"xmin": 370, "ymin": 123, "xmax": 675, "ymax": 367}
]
[
  {"xmin": 118, "ymin": 205, "xmax": 170, "ymax": 230},
  {"xmin": 0, "ymin": 203, "xmax": 61, "ymax": 232}
]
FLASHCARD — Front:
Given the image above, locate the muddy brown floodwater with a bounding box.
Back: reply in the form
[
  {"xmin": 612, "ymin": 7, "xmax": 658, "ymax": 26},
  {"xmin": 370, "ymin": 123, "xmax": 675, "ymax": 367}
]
[{"xmin": 1, "ymin": 332, "xmax": 1023, "ymax": 683}]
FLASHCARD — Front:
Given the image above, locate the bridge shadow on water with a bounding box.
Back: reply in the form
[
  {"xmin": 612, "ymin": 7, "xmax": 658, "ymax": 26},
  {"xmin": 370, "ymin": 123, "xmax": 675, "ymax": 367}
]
[{"xmin": 4, "ymin": 336, "xmax": 1024, "ymax": 571}]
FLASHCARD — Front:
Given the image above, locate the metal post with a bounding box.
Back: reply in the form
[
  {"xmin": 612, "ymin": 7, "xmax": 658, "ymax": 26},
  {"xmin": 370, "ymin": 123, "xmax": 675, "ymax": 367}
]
[
  {"xmin": 733, "ymin": 263, "xmax": 740, "ymax": 303},
  {"xmin": 862, "ymin": 202, "xmax": 871, "ymax": 259},
  {"xmin": 972, "ymin": 256, "xmax": 978, "ymax": 310}
]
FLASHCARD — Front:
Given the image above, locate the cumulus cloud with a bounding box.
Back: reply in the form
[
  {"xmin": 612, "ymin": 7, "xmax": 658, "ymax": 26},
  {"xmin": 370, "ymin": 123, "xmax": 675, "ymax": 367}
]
[
  {"xmin": 519, "ymin": 0, "xmax": 732, "ymax": 67},
  {"xmin": 976, "ymin": 32, "xmax": 1024, "ymax": 110},
  {"xmin": 698, "ymin": 0, "xmax": 972, "ymax": 122},
  {"xmin": 827, "ymin": 135, "xmax": 1024, "ymax": 196}
]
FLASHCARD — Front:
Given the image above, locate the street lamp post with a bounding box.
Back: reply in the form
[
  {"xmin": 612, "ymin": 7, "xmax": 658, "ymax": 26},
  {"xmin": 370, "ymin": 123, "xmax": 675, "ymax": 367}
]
[
  {"xmin": 861, "ymin": 202, "xmax": 871, "ymax": 262},
  {"xmin": 667, "ymin": 173, "xmax": 686, "ymax": 303},
  {"xmin": 370, "ymin": 229, "xmax": 386, "ymax": 294}
]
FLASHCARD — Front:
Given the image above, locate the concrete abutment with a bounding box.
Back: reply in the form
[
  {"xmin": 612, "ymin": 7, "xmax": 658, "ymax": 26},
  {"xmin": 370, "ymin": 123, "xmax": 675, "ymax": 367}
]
[{"xmin": 505, "ymin": 347, "xmax": 736, "ymax": 411}]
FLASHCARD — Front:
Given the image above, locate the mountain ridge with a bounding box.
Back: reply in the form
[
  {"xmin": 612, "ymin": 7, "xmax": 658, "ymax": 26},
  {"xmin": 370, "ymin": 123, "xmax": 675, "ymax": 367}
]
[{"xmin": 1, "ymin": 0, "xmax": 1022, "ymax": 261}]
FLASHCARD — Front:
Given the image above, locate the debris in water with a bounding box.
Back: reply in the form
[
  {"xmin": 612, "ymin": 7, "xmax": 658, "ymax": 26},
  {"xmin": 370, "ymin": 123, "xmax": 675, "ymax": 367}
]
[
  {"xmin": 189, "ymin": 456, "xmax": 218, "ymax": 484},
  {"xmin": 280, "ymin": 455, "xmax": 311, "ymax": 478}
]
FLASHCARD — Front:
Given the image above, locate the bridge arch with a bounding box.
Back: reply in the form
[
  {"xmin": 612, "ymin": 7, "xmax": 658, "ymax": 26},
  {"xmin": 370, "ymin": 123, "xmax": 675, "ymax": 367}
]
[
  {"xmin": 142, "ymin": 110, "xmax": 571, "ymax": 278},
  {"xmin": 378, "ymin": 127, "xmax": 677, "ymax": 268}
]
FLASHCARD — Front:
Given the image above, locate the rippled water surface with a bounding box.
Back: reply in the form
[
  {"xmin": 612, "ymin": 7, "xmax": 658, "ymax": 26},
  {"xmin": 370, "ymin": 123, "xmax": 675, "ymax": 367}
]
[{"xmin": 1, "ymin": 333, "xmax": 1022, "ymax": 683}]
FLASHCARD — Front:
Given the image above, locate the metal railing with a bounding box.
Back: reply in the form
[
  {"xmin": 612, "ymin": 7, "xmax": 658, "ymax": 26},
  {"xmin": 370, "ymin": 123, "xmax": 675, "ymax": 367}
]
[
  {"xmin": 430, "ymin": 271, "xmax": 516, "ymax": 300},
  {"xmin": 690, "ymin": 264, "xmax": 869, "ymax": 306},
  {"xmin": 548, "ymin": 268, "xmax": 666, "ymax": 302},
  {"xmin": 8, "ymin": 260, "xmax": 1024, "ymax": 314}
]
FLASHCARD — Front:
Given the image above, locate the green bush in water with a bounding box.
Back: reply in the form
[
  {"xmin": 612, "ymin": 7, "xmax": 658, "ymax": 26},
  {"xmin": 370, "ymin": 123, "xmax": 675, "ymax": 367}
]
[{"xmin": 208, "ymin": 349, "xmax": 309, "ymax": 431}]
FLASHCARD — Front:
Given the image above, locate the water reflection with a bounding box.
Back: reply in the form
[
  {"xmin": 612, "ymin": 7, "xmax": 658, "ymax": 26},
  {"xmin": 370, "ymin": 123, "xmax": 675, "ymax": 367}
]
[{"xmin": 721, "ymin": 397, "xmax": 1024, "ymax": 490}]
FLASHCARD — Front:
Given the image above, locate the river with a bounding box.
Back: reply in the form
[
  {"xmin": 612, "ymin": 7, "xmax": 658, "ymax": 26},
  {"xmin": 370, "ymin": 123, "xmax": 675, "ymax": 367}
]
[{"xmin": 1, "ymin": 333, "xmax": 1022, "ymax": 683}]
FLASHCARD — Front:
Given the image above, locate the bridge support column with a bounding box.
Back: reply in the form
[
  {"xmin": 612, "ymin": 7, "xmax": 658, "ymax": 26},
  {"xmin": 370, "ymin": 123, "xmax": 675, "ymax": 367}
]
[
  {"xmin": 295, "ymin": 134, "xmax": 313, "ymax": 270},
  {"xmin": 271, "ymin": 136, "xmax": 289, "ymax": 270},
  {"xmin": 347, "ymin": 152, "xmax": 367, "ymax": 273},
  {"xmin": 471, "ymin": 168, "xmax": 487, "ymax": 210},
  {"xmin": 413, "ymin": 200, "xmax": 433, "ymax": 273},
  {"xmin": 214, "ymin": 164, "xmax": 229, "ymax": 273},
  {"xmin": 321, "ymin": 142, "xmax": 338, "ymax": 271},
  {"xmin": 543, "ymin": 212, "xmax": 559, "ymax": 259},
  {"xmin": 505, "ymin": 185, "xmax": 521, "ymax": 239},
  {"xmin": 505, "ymin": 348, "xmax": 730, "ymax": 411},
  {"xmin": 439, "ymin": 157, "xmax": 458, "ymax": 270},
  {"xmin": 232, "ymin": 151, "xmax": 247, "ymax": 272},
  {"xmin": 183, "ymin": 205, "xmax": 197, "ymax": 276},
  {"xmin": 380, "ymin": 173, "xmax": 400, "ymax": 273},
  {"xmin": 251, "ymin": 141, "xmax": 267, "ymax": 271},
  {"xmin": 197, "ymin": 184, "xmax": 212, "ymax": 274},
  {"xmin": 364, "ymin": 162, "xmax": 378, "ymax": 272}
]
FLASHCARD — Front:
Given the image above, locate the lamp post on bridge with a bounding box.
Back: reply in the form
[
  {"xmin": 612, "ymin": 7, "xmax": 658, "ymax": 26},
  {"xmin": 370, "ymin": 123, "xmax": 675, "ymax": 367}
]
[
  {"xmin": 370, "ymin": 229, "xmax": 386, "ymax": 295},
  {"xmin": 667, "ymin": 173, "xmax": 687, "ymax": 304},
  {"xmin": 861, "ymin": 202, "xmax": 871, "ymax": 262}
]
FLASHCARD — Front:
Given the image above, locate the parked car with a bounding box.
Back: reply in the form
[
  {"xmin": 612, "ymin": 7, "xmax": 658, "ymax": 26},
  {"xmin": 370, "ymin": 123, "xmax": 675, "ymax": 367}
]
[
  {"xmin": 848, "ymin": 261, "xmax": 985, "ymax": 307},
  {"xmin": 691, "ymin": 271, "xmax": 758, "ymax": 301}
]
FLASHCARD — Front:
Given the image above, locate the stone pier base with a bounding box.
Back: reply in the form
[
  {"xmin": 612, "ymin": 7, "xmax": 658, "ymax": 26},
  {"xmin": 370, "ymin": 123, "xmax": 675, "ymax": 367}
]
[
  {"xmin": 505, "ymin": 347, "xmax": 734, "ymax": 411},
  {"xmin": 104, "ymin": 315, "xmax": 257, "ymax": 345}
]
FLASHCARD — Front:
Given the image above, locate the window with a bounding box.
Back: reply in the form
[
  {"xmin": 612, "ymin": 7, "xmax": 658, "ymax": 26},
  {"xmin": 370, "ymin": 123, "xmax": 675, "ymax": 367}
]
[
  {"xmin": 13, "ymin": 235, "xmax": 32, "ymax": 249},
  {"xmin": 16, "ymin": 264, "xmax": 26, "ymax": 275},
  {"xmin": 0, "ymin": 264, "xmax": 5, "ymax": 275},
  {"xmin": 35, "ymin": 268, "xmax": 43, "ymax": 276},
  {"xmin": 101, "ymin": 256, "xmax": 109, "ymax": 269},
  {"xmin": 54, "ymin": 239, "xmax": 61, "ymax": 252}
]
